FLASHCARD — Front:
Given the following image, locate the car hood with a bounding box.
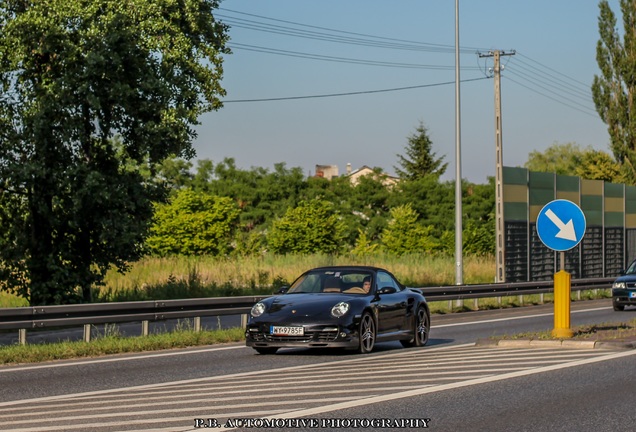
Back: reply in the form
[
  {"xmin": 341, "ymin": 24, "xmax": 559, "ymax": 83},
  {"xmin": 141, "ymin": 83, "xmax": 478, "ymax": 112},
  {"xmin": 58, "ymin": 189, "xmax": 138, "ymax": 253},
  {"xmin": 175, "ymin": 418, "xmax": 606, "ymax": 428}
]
[
  {"xmin": 614, "ymin": 274, "xmax": 636, "ymax": 283},
  {"xmin": 263, "ymin": 293, "xmax": 356, "ymax": 317}
]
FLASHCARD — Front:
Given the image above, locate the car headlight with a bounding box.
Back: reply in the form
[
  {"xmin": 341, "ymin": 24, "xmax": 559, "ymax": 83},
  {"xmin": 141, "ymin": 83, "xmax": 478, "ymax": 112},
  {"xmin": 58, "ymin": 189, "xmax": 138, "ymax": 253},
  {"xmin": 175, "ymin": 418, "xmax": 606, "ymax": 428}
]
[
  {"xmin": 331, "ymin": 302, "xmax": 350, "ymax": 318},
  {"xmin": 251, "ymin": 302, "xmax": 266, "ymax": 317},
  {"xmin": 613, "ymin": 282, "xmax": 626, "ymax": 289}
]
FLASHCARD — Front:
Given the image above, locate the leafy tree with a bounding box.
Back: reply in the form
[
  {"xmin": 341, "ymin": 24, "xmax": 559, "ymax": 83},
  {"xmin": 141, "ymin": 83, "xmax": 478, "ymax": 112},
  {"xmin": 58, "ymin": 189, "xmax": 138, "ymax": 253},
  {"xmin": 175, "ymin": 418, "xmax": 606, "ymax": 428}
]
[
  {"xmin": 577, "ymin": 148, "xmax": 625, "ymax": 183},
  {"xmin": 593, "ymin": 0, "xmax": 636, "ymax": 183},
  {"xmin": 204, "ymin": 158, "xmax": 308, "ymax": 232},
  {"xmin": 389, "ymin": 176, "xmax": 455, "ymax": 237},
  {"xmin": 461, "ymin": 178, "xmax": 495, "ymax": 255},
  {"xmin": 268, "ymin": 200, "xmax": 346, "ymax": 255},
  {"xmin": 155, "ymin": 156, "xmax": 196, "ymax": 192},
  {"xmin": 381, "ymin": 204, "xmax": 439, "ymax": 255},
  {"xmin": 395, "ymin": 121, "xmax": 448, "ymax": 180},
  {"xmin": 0, "ymin": 1, "xmax": 229, "ymax": 304},
  {"xmin": 524, "ymin": 142, "xmax": 624, "ymax": 182},
  {"xmin": 351, "ymin": 229, "xmax": 379, "ymax": 257},
  {"xmin": 524, "ymin": 142, "xmax": 585, "ymax": 175},
  {"xmin": 461, "ymin": 221, "xmax": 495, "ymax": 255},
  {"xmin": 146, "ymin": 189, "xmax": 239, "ymax": 256}
]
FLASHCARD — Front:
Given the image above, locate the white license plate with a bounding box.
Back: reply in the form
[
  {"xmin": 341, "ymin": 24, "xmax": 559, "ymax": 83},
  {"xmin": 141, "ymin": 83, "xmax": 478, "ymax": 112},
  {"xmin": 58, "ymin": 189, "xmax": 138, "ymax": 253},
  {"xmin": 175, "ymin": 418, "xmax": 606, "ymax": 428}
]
[
  {"xmin": 271, "ymin": 326, "xmax": 304, "ymax": 336},
  {"xmin": 630, "ymin": 292, "xmax": 636, "ymax": 299}
]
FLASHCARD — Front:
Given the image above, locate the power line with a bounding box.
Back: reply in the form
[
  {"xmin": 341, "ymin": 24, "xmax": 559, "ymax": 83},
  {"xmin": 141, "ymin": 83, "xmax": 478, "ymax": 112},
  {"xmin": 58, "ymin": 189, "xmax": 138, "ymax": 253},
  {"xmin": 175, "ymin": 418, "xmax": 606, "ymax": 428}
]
[
  {"xmin": 222, "ymin": 77, "xmax": 490, "ymax": 103},
  {"xmin": 510, "ymin": 57, "xmax": 592, "ymax": 100},
  {"xmin": 476, "ymin": 50, "xmax": 597, "ymax": 115},
  {"xmin": 517, "ymin": 52, "xmax": 592, "ymax": 89},
  {"xmin": 219, "ymin": 8, "xmax": 486, "ymax": 54},
  {"xmin": 503, "ymin": 75, "xmax": 598, "ymax": 118},
  {"xmin": 505, "ymin": 67, "xmax": 594, "ymax": 111},
  {"xmin": 229, "ymin": 43, "xmax": 482, "ymax": 70},
  {"xmin": 218, "ymin": 8, "xmax": 599, "ymax": 117}
]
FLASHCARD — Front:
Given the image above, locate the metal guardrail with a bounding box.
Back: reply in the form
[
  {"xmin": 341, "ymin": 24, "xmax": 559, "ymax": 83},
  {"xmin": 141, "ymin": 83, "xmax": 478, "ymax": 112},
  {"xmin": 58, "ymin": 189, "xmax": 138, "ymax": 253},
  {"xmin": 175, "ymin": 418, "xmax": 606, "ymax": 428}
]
[
  {"xmin": 0, "ymin": 277, "xmax": 615, "ymax": 344},
  {"xmin": 419, "ymin": 277, "xmax": 615, "ymax": 301},
  {"xmin": 0, "ymin": 296, "xmax": 270, "ymax": 331}
]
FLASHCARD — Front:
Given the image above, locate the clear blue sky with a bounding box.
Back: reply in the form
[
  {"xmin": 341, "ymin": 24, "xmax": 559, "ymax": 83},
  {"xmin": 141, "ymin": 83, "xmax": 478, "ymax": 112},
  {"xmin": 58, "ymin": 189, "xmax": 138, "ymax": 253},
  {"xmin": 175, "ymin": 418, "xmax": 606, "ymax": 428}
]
[{"xmin": 193, "ymin": 0, "xmax": 615, "ymax": 184}]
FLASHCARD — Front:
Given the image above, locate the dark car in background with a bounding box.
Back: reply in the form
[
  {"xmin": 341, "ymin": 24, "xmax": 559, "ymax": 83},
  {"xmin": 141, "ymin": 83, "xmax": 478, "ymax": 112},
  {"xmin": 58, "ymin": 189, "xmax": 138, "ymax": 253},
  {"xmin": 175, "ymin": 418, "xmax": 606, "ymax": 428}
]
[
  {"xmin": 612, "ymin": 260, "xmax": 636, "ymax": 311},
  {"xmin": 245, "ymin": 266, "xmax": 430, "ymax": 354}
]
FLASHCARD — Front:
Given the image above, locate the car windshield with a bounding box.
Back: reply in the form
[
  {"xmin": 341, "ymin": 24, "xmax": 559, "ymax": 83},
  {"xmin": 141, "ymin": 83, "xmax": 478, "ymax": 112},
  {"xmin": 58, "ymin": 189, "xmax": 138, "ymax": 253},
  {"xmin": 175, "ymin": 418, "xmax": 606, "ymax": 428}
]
[
  {"xmin": 626, "ymin": 260, "xmax": 636, "ymax": 274},
  {"xmin": 287, "ymin": 270, "xmax": 374, "ymax": 295}
]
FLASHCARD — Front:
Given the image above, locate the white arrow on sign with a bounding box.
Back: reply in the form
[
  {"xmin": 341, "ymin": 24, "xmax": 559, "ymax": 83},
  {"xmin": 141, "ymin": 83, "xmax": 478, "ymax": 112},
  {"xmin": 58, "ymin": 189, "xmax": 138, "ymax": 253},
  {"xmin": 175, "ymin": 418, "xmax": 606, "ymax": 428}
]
[{"xmin": 545, "ymin": 209, "xmax": 577, "ymax": 241}]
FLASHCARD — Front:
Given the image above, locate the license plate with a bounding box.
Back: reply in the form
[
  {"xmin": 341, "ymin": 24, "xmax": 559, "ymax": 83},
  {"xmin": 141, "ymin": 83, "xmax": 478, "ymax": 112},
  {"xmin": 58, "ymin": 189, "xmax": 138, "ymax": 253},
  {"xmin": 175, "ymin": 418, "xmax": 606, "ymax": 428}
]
[
  {"xmin": 271, "ymin": 326, "xmax": 304, "ymax": 336},
  {"xmin": 630, "ymin": 292, "xmax": 636, "ymax": 299}
]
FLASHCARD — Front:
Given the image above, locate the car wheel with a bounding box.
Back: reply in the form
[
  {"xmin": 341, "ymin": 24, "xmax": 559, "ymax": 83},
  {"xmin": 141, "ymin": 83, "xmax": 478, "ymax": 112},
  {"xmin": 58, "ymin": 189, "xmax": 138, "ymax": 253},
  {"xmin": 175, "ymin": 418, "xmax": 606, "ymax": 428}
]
[
  {"xmin": 401, "ymin": 306, "xmax": 430, "ymax": 348},
  {"xmin": 254, "ymin": 347, "xmax": 278, "ymax": 355},
  {"xmin": 613, "ymin": 302, "xmax": 625, "ymax": 311},
  {"xmin": 359, "ymin": 312, "xmax": 376, "ymax": 354}
]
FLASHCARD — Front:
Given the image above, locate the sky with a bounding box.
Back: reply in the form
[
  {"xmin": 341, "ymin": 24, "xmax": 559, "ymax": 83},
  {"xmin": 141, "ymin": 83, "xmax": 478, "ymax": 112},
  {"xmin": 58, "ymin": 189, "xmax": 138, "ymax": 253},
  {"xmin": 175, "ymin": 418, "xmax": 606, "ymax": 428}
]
[{"xmin": 192, "ymin": 0, "xmax": 616, "ymax": 184}]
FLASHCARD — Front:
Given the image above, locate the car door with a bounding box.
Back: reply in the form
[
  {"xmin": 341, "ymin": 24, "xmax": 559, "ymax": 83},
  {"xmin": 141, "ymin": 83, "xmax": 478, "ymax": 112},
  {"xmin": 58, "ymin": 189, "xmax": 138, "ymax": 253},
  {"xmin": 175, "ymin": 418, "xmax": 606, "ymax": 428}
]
[{"xmin": 375, "ymin": 271, "xmax": 407, "ymax": 333}]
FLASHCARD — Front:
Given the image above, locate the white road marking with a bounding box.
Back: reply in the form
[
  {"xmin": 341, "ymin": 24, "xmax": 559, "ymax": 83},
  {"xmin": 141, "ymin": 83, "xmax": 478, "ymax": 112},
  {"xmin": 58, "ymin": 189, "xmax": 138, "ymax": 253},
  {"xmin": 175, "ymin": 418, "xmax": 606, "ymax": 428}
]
[
  {"xmin": 209, "ymin": 349, "xmax": 636, "ymax": 432},
  {"xmin": 0, "ymin": 343, "xmax": 474, "ymax": 407},
  {"xmin": 434, "ymin": 306, "xmax": 611, "ymax": 327}
]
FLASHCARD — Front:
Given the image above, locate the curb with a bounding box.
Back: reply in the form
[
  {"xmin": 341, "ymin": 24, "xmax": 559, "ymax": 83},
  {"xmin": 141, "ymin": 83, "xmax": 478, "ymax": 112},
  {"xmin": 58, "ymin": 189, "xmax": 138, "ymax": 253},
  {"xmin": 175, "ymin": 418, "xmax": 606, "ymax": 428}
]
[{"xmin": 475, "ymin": 338, "xmax": 636, "ymax": 350}]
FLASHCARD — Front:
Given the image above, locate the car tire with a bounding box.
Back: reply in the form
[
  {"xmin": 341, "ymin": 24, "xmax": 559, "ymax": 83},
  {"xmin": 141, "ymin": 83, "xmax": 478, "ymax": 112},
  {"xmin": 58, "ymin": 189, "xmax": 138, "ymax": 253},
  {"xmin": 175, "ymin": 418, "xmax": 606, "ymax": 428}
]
[
  {"xmin": 613, "ymin": 302, "xmax": 625, "ymax": 311},
  {"xmin": 401, "ymin": 306, "xmax": 430, "ymax": 348},
  {"xmin": 254, "ymin": 347, "xmax": 278, "ymax": 355},
  {"xmin": 358, "ymin": 312, "xmax": 376, "ymax": 354}
]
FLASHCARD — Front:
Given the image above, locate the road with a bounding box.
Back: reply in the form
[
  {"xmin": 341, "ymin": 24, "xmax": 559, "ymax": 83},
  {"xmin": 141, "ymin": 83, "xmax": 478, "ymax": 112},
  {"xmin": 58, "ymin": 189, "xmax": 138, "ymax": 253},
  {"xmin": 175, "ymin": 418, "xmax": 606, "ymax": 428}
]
[{"xmin": 1, "ymin": 299, "xmax": 634, "ymax": 431}]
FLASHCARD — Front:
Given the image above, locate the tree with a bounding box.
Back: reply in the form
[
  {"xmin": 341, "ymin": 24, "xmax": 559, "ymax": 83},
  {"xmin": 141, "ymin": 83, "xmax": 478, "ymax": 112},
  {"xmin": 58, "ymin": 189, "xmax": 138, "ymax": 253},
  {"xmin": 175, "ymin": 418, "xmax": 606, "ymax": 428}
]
[
  {"xmin": 146, "ymin": 189, "xmax": 239, "ymax": 256},
  {"xmin": 381, "ymin": 204, "xmax": 439, "ymax": 255},
  {"xmin": 0, "ymin": 1, "xmax": 229, "ymax": 304},
  {"xmin": 593, "ymin": 0, "xmax": 636, "ymax": 183},
  {"xmin": 395, "ymin": 121, "xmax": 448, "ymax": 180},
  {"xmin": 524, "ymin": 142, "xmax": 624, "ymax": 182},
  {"xmin": 268, "ymin": 200, "xmax": 346, "ymax": 255},
  {"xmin": 389, "ymin": 176, "xmax": 455, "ymax": 237},
  {"xmin": 577, "ymin": 149, "xmax": 625, "ymax": 182},
  {"xmin": 524, "ymin": 142, "xmax": 585, "ymax": 175}
]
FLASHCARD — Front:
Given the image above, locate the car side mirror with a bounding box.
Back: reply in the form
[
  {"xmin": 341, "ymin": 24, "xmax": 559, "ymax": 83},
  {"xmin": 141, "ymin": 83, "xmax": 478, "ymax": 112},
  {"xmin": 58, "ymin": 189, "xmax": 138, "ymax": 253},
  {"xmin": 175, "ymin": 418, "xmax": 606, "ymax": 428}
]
[
  {"xmin": 276, "ymin": 286, "xmax": 289, "ymax": 294},
  {"xmin": 619, "ymin": 269, "xmax": 626, "ymax": 275},
  {"xmin": 378, "ymin": 286, "xmax": 397, "ymax": 295}
]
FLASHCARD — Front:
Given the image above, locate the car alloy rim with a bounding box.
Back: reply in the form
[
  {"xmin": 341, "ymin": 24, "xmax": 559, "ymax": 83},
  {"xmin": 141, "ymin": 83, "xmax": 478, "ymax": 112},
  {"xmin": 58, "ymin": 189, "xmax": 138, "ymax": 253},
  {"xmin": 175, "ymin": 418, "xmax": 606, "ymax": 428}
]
[
  {"xmin": 361, "ymin": 315, "xmax": 375, "ymax": 350},
  {"xmin": 416, "ymin": 308, "xmax": 428, "ymax": 343}
]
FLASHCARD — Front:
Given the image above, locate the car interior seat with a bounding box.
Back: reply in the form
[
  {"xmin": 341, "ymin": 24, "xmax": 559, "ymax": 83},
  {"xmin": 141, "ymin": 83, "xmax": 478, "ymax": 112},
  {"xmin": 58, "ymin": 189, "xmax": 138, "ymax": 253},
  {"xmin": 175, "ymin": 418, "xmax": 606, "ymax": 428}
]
[{"xmin": 322, "ymin": 276, "xmax": 342, "ymax": 293}]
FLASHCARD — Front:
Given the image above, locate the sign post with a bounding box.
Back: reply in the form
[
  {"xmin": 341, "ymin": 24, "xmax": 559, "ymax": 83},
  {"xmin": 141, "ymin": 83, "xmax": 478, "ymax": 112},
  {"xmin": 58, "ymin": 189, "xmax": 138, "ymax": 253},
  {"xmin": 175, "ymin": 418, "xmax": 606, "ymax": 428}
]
[{"xmin": 536, "ymin": 200, "xmax": 586, "ymax": 339}]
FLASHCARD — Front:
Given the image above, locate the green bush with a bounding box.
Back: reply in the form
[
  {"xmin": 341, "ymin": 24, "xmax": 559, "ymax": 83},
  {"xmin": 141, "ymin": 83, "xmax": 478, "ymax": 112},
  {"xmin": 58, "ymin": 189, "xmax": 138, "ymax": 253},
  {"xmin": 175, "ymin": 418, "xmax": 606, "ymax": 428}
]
[
  {"xmin": 381, "ymin": 204, "xmax": 439, "ymax": 255},
  {"xmin": 146, "ymin": 189, "xmax": 240, "ymax": 256},
  {"xmin": 268, "ymin": 200, "xmax": 346, "ymax": 254}
]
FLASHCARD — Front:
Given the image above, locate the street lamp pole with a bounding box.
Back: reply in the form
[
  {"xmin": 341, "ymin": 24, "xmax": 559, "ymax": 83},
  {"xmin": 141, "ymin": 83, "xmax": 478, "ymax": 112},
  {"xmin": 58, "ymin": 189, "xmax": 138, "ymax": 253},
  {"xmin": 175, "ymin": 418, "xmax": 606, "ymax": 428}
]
[{"xmin": 454, "ymin": 0, "xmax": 463, "ymax": 285}]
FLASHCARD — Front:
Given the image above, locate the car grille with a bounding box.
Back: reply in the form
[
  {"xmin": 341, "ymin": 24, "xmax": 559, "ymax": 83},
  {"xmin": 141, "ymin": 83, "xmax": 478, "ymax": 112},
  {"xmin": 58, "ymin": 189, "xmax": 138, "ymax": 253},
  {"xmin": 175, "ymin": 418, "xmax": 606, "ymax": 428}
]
[{"xmin": 250, "ymin": 327, "xmax": 339, "ymax": 343}]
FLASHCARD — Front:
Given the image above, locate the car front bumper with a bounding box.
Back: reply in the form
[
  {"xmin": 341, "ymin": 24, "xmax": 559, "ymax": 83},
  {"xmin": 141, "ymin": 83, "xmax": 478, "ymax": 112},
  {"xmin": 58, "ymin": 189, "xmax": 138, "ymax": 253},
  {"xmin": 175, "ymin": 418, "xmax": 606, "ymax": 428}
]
[
  {"xmin": 612, "ymin": 288, "xmax": 636, "ymax": 306},
  {"xmin": 245, "ymin": 323, "xmax": 360, "ymax": 350}
]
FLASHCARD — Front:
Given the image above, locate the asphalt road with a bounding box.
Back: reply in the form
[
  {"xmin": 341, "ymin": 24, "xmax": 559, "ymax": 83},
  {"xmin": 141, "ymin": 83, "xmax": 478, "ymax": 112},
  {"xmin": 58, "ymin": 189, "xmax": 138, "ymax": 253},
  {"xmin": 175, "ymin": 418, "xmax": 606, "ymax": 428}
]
[{"xmin": 307, "ymin": 351, "xmax": 636, "ymax": 432}]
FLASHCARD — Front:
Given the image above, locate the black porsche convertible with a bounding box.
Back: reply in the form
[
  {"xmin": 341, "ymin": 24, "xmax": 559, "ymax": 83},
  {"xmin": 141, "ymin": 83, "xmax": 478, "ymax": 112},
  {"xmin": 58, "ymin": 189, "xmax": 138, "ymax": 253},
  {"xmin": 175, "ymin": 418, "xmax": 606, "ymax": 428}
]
[{"xmin": 245, "ymin": 266, "xmax": 430, "ymax": 354}]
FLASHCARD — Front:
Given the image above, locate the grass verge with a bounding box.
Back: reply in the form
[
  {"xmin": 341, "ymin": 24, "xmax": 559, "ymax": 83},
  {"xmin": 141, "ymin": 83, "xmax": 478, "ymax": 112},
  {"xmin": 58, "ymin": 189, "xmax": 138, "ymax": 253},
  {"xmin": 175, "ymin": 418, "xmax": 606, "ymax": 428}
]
[
  {"xmin": 492, "ymin": 317, "xmax": 636, "ymax": 342},
  {"xmin": 0, "ymin": 327, "xmax": 245, "ymax": 365}
]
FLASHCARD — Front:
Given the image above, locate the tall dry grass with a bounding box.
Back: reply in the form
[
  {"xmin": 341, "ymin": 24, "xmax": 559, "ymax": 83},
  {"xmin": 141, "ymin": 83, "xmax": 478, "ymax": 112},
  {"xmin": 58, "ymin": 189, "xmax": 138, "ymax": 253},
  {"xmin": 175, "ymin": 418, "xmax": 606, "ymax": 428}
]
[
  {"xmin": 0, "ymin": 253, "xmax": 496, "ymax": 306},
  {"xmin": 101, "ymin": 253, "xmax": 495, "ymax": 293}
]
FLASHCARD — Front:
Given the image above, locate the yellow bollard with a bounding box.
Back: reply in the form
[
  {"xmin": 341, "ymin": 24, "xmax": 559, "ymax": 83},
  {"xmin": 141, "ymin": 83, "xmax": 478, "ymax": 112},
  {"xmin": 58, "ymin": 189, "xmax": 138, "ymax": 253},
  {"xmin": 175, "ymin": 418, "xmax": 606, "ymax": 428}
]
[{"xmin": 552, "ymin": 270, "xmax": 573, "ymax": 338}]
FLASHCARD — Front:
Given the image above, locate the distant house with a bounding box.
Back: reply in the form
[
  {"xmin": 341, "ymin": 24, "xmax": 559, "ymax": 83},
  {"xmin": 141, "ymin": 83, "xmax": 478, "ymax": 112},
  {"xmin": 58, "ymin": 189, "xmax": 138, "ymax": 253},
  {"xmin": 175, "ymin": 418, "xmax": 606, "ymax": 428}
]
[
  {"xmin": 347, "ymin": 165, "xmax": 400, "ymax": 187},
  {"xmin": 314, "ymin": 163, "xmax": 399, "ymax": 186},
  {"xmin": 314, "ymin": 164, "xmax": 339, "ymax": 180}
]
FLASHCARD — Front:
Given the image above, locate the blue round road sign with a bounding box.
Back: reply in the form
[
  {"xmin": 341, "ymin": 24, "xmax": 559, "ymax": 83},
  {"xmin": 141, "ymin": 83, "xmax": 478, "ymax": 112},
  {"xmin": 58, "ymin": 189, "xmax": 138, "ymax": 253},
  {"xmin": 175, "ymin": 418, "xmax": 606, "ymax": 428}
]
[{"xmin": 536, "ymin": 199, "xmax": 586, "ymax": 251}]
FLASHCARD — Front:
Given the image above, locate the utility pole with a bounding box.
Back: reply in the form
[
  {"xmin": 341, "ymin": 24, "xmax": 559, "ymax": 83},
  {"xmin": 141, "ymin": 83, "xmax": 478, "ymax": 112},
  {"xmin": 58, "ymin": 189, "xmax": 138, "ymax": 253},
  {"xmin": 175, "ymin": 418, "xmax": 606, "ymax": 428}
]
[{"xmin": 478, "ymin": 49, "xmax": 515, "ymax": 283}]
